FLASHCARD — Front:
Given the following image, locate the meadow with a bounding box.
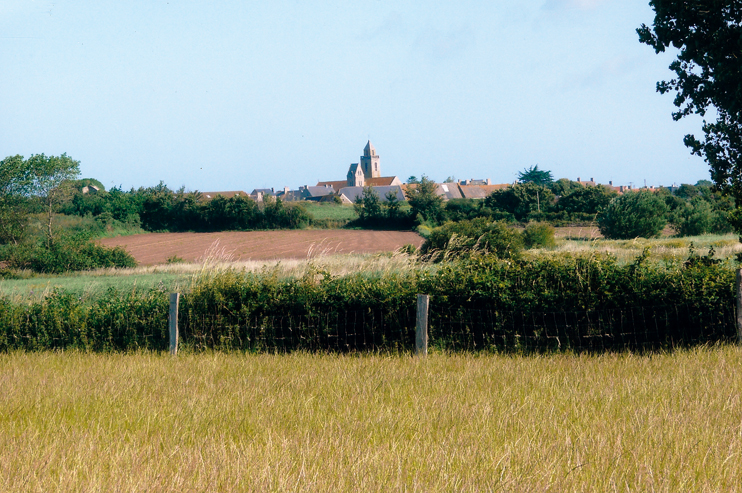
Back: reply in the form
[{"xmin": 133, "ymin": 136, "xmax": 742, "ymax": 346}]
[{"xmin": 1, "ymin": 347, "xmax": 740, "ymax": 491}]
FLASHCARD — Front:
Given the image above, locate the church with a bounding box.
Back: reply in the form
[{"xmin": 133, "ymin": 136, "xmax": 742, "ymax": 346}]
[{"xmin": 317, "ymin": 141, "xmax": 402, "ymax": 191}]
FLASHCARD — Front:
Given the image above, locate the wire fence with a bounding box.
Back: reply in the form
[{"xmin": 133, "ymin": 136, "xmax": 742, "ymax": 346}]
[
  {"xmin": 175, "ymin": 301, "xmax": 737, "ymax": 353},
  {"xmin": 179, "ymin": 307, "xmax": 417, "ymax": 353},
  {"xmin": 430, "ymin": 303, "xmax": 737, "ymax": 352}
]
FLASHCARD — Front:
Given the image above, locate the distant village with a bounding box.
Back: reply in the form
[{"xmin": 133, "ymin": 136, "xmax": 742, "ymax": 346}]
[{"xmin": 194, "ymin": 141, "xmax": 673, "ymax": 204}]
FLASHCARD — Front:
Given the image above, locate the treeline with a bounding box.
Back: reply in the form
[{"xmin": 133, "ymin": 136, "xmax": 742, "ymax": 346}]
[
  {"xmin": 60, "ymin": 182, "xmax": 311, "ymax": 232},
  {"xmin": 423, "ymin": 179, "xmax": 731, "ymax": 240}
]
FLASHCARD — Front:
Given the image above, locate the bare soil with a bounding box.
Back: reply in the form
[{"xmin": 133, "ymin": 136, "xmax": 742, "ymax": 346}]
[{"xmin": 99, "ymin": 230, "xmax": 424, "ymax": 265}]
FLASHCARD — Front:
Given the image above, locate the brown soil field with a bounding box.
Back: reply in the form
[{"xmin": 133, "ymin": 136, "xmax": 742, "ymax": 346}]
[{"xmin": 99, "ymin": 230, "xmax": 424, "ymax": 265}]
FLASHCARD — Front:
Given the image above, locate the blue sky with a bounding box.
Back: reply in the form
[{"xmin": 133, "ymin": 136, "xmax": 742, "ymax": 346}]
[{"xmin": 0, "ymin": 0, "xmax": 710, "ymax": 192}]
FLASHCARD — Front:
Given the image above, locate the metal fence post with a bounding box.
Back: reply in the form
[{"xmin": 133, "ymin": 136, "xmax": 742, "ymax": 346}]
[
  {"xmin": 416, "ymin": 294, "xmax": 429, "ymax": 356},
  {"xmin": 169, "ymin": 293, "xmax": 180, "ymax": 355},
  {"xmin": 736, "ymin": 270, "xmax": 742, "ymax": 344}
]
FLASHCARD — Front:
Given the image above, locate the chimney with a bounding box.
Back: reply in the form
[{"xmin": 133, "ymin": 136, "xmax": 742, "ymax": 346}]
[
  {"xmin": 577, "ymin": 177, "xmax": 581, "ymax": 182},
  {"xmin": 590, "ymin": 177, "xmax": 593, "ymax": 182},
  {"xmin": 284, "ymin": 187, "xmax": 289, "ymax": 194},
  {"xmin": 609, "ymin": 180, "xmax": 613, "ymax": 186}
]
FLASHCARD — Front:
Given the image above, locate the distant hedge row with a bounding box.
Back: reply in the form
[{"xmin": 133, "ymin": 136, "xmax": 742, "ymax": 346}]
[{"xmin": 0, "ymin": 253, "xmax": 735, "ymax": 352}]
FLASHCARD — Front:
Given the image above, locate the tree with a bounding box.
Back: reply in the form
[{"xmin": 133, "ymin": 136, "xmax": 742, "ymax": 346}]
[
  {"xmin": 25, "ymin": 153, "xmax": 80, "ymax": 246},
  {"xmin": 405, "ymin": 175, "xmax": 444, "ymax": 224},
  {"xmin": 517, "ymin": 165, "xmax": 553, "ymax": 186},
  {"xmin": 597, "ymin": 191, "xmax": 668, "ymax": 239},
  {"xmin": 670, "ymin": 196, "xmax": 714, "ymax": 237},
  {"xmin": 484, "ymin": 183, "xmax": 555, "ymax": 221},
  {"xmin": 558, "ymin": 185, "xmax": 617, "ymax": 215},
  {"xmin": 0, "ymin": 155, "xmax": 34, "ymax": 244},
  {"xmin": 384, "ymin": 190, "xmax": 402, "ymax": 220},
  {"xmin": 674, "ymin": 183, "xmax": 699, "ymax": 200},
  {"xmin": 638, "ymin": 3, "xmax": 742, "ymax": 232},
  {"xmin": 353, "ymin": 186, "xmax": 383, "ymax": 222},
  {"xmin": 549, "ymin": 178, "xmax": 579, "ymax": 196}
]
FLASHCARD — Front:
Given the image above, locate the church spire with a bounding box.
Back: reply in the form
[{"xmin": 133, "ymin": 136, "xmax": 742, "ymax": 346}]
[{"xmin": 364, "ymin": 140, "xmax": 376, "ymax": 157}]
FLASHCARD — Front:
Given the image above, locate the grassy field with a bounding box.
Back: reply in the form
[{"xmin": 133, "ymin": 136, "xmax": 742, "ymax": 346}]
[
  {"xmin": 302, "ymin": 202, "xmax": 358, "ymax": 222},
  {"xmin": 1, "ymin": 347, "xmax": 740, "ymax": 491}
]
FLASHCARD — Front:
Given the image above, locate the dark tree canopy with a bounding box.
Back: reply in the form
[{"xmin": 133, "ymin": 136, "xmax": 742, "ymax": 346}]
[
  {"xmin": 517, "ymin": 165, "xmax": 553, "ymax": 186},
  {"xmin": 638, "ymin": 1, "xmax": 742, "ymax": 231}
]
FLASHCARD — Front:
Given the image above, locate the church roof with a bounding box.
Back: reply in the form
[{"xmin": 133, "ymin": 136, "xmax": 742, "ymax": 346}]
[
  {"xmin": 348, "ymin": 163, "xmax": 362, "ymax": 174},
  {"xmin": 363, "ymin": 140, "xmax": 376, "ymax": 156},
  {"xmin": 365, "ymin": 176, "xmax": 401, "ymax": 187},
  {"xmin": 317, "ymin": 180, "xmax": 349, "ymax": 192}
]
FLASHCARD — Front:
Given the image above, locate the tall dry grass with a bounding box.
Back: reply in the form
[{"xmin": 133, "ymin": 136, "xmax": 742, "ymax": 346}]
[{"xmin": 1, "ymin": 347, "xmax": 740, "ymax": 491}]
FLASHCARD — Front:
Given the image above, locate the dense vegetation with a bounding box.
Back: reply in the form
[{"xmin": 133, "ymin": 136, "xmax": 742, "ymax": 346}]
[
  {"xmin": 60, "ymin": 182, "xmax": 311, "ymax": 232},
  {"xmin": 0, "ymin": 249, "xmax": 734, "ymax": 352},
  {"xmin": 0, "ymin": 154, "xmax": 136, "ymax": 273}
]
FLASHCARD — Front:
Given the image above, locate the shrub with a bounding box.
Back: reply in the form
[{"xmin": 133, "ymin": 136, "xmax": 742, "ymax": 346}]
[
  {"xmin": 420, "ymin": 218, "xmax": 522, "ymax": 261},
  {"xmin": 670, "ymin": 197, "xmax": 714, "ymax": 236},
  {"xmin": 597, "ymin": 191, "xmax": 667, "ymax": 239},
  {"xmin": 522, "ymin": 222, "xmax": 556, "ymax": 249},
  {"xmin": 1, "ymin": 233, "xmax": 136, "ymax": 273}
]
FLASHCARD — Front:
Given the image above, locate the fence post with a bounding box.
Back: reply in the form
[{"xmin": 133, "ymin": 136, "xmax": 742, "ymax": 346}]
[
  {"xmin": 736, "ymin": 270, "xmax": 742, "ymax": 344},
  {"xmin": 416, "ymin": 294, "xmax": 429, "ymax": 356},
  {"xmin": 169, "ymin": 293, "xmax": 180, "ymax": 355}
]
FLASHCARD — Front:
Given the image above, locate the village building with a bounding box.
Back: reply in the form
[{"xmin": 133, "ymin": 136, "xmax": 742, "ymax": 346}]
[{"xmin": 317, "ymin": 141, "xmax": 402, "ymax": 192}]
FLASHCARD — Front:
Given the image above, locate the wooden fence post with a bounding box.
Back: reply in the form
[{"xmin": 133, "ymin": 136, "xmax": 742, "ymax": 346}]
[
  {"xmin": 416, "ymin": 294, "xmax": 429, "ymax": 356},
  {"xmin": 169, "ymin": 293, "xmax": 180, "ymax": 355},
  {"xmin": 736, "ymin": 270, "xmax": 742, "ymax": 344}
]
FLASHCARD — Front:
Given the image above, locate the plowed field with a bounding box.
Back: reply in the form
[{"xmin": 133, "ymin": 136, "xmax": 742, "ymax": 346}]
[{"xmin": 99, "ymin": 230, "xmax": 424, "ymax": 265}]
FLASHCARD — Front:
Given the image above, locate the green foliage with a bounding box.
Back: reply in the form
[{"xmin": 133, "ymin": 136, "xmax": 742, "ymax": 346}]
[
  {"xmin": 420, "ymin": 218, "xmax": 523, "ymax": 261},
  {"xmin": 0, "ymin": 250, "xmax": 736, "ymax": 352},
  {"xmin": 517, "ymin": 165, "xmax": 553, "ymax": 186},
  {"xmin": 522, "ymin": 222, "xmax": 556, "ymax": 249},
  {"xmin": 549, "ymin": 178, "xmax": 580, "ymax": 196},
  {"xmin": 670, "ymin": 197, "xmax": 714, "ymax": 237},
  {"xmin": 1, "ymin": 233, "xmax": 136, "ymax": 273},
  {"xmin": 405, "ymin": 176, "xmax": 444, "ymax": 225},
  {"xmin": 558, "ymin": 185, "xmax": 617, "ymax": 215},
  {"xmin": 597, "ymin": 191, "xmax": 668, "ymax": 239},
  {"xmin": 638, "ymin": 3, "xmax": 742, "ymax": 235},
  {"xmin": 484, "ymin": 183, "xmax": 555, "ymax": 221},
  {"xmin": 674, "ymin": 183, "xmax": 699, "ymax": 200},
  {"xmin": 353, "ymin": 187, "xmax": 383, "ymax": 222},
  {"xmin": 59, "ymin": 182, "xmax": 311, "ymax": 233}
]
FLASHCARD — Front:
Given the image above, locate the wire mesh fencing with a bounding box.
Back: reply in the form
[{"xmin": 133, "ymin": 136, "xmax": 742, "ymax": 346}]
[
  {"xmin": 174, "ymin": 299, "xmax": 737, "ymax": 353},
  {"xmin": 429, "ymin": 303, "xmax": 737, "ymax": 353},
  {"xmin": 178, "ymin": 307, "xmax": 417, "ymax": 353}
]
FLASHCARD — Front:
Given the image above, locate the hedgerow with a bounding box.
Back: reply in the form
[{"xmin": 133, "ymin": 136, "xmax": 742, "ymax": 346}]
[{"xmin": 0, "ymin": 251, "xmax": 735, "ymax": 352}]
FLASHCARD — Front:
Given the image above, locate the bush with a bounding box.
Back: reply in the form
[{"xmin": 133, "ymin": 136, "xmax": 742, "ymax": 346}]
[
  {"xmin": 522, "ymin": 222, "xmax": 556, "ymax": 249},
  {"xmin": 670, "ymin": 198, "xmax": 714, "ymax": 236},
  {"xmin": 597, "ymin": 191, "xmax": 668, "ymax": 239},
  {"xmin": 2, "ymin": 233, "xmax": 136, "ymax": 273},
  {"xmin": 420, "ymin": 218, "xmax": 522, "ymax": 261}
]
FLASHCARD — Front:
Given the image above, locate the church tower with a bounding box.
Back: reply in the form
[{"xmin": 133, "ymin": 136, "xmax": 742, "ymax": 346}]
[{"xmin": 360, "ymin": 140, "xmax": 381, "ymax": 178}]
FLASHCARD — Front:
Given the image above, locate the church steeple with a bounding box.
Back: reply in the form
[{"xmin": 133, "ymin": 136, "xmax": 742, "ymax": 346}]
[
  {"xmin": 360, "ymin": 141, "xmax": 380, "ymax": 178},
  {"xmin": 363, "ymin": 140, "xmax": 376, "ymax": 157}
]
